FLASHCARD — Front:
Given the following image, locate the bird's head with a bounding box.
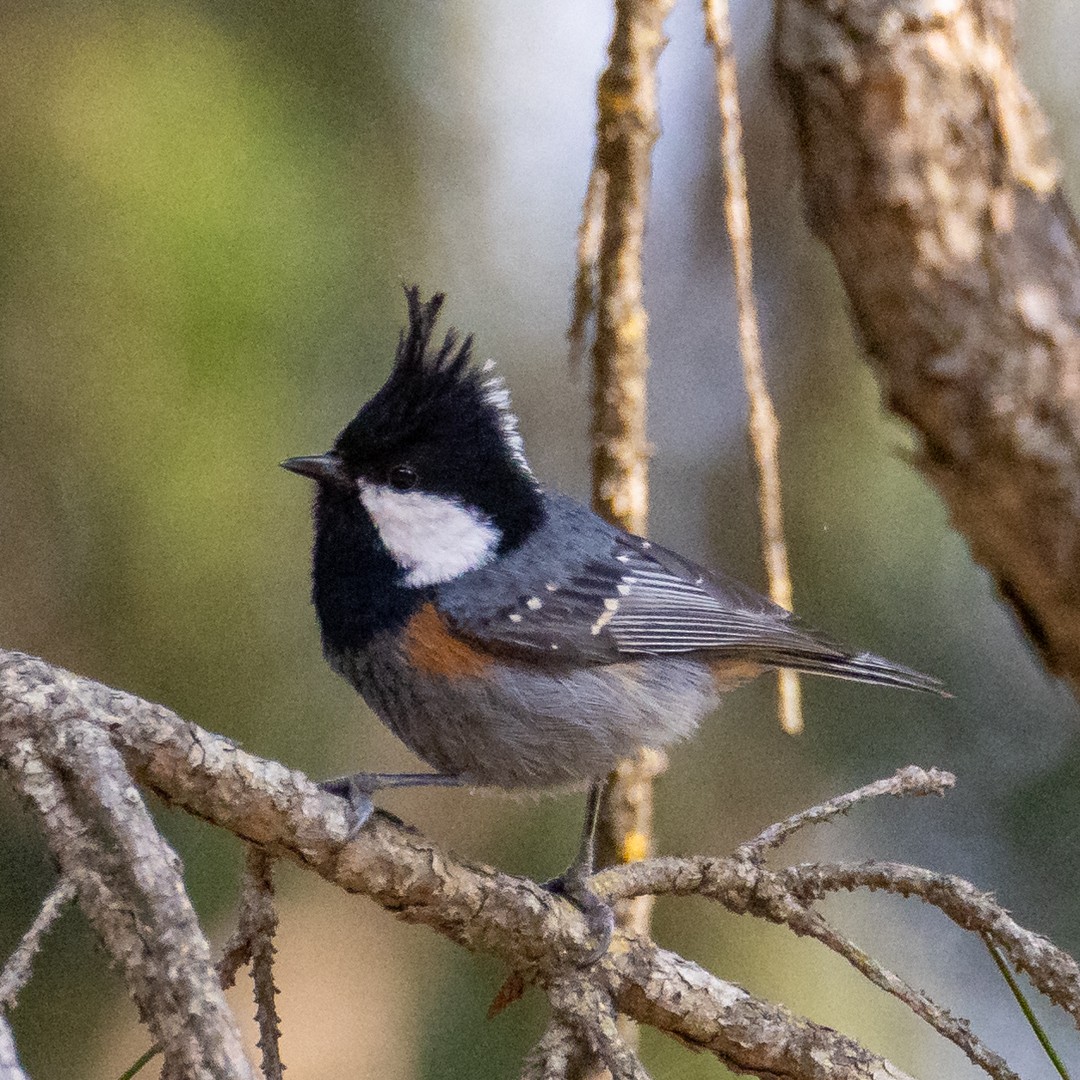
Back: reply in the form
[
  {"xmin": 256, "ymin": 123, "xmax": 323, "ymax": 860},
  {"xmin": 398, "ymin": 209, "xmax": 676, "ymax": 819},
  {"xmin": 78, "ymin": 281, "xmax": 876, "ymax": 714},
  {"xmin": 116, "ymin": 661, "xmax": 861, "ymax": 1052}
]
[{"xmin": 283, "ymin": 287, "xmax": 544, "ymax": 589}]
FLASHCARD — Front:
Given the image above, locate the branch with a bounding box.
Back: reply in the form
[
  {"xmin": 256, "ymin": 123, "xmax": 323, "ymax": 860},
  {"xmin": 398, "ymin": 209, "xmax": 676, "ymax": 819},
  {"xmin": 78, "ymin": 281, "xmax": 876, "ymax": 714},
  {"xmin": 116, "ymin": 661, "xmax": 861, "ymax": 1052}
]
[
  {"xmin": 0, "ymin": 649, "xmax": 917, "ymax": 1079},
  {"xmin": 0, "ymin": 877, "xmax": 75, "ymax": 1010},
  {"xmin": 737, "ymin": 764, "xmax": 954, "ymax": 859},
  {"xmin": 598, "ymin": 851, "xmax": 1076, "ymax": 1076},
  {"xmin": 568, "ymin": 167, "xmax": 606, "ymax": 373},
  {"xmin": 774, "ymin": 0, "xmax": 1080, "ymax": 690},
  {"xmin": 577, "ymin": 0, "xmax": 675, "ymax": 1021},
  {"xmin": 0, "ymin": 1015, "xmax": 29, "ymax": 1080},
  {"xmin": 521, "ymin": 1016, "xmax": 588, "ymax": 1080},
  {"xmin": 0, "ymin": 685, "xmax": 255, "ymax": 1080},
  {"xmin": 785, "ymin": 861, "xmax": 1080, "ymax": 1028},
  {"xmin": 585, "ymin": 0, "xmax": 671, "ymax": 538},
  {"xmin": 601, "ymin": 851, "xmax": 1025, "ymax": 1076},
  {"xmin": 594, "ymin": 766, "xmax": 1078, "ymax": 1076},
  {"xmin": 235, "ymin": 848, "xmax": 284, "ymax": 1080},
  {"xmin": 548, "ymin": 977, "xmax": 649, "ymax": 1080}
]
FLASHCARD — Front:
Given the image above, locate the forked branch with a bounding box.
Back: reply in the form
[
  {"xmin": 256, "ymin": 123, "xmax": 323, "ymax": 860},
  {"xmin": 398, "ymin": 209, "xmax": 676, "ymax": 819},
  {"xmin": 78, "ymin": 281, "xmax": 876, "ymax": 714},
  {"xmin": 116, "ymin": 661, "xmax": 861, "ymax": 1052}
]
[{"xmin": 1, "ymin": 650, "xmax": 1074, "ymax": 1079}]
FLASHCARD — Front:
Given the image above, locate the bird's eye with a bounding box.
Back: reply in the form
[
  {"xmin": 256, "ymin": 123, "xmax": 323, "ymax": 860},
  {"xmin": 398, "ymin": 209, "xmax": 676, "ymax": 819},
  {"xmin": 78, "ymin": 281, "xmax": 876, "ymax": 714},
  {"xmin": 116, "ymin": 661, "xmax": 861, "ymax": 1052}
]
[{"xmin": 388, "ymin": 465, "xmax": 418, "ymax": 491}]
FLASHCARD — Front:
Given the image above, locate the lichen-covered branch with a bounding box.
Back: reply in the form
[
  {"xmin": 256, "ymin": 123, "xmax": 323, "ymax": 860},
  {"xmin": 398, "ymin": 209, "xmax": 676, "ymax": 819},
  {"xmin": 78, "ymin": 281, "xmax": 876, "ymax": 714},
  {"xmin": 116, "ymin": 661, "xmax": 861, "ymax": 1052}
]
[
  {"xmin": 0, "ymin": 649, "xmax": 929, "ymax": 1078},
  {"xmin": 784, "ymin": 861, "xmax": 1080, "ymax": 1028},
  {"xmin": 774, "ymin": 0, "xmax": 1080, "ymax": 690},
  {"xmin": 586, "ymin": 0, "xmax": 671, "ymax": 534},
  {"xmin": 0, "ymin": 679, "xmax": 254, "ymax": 1080},
  {"xmin": 576, "ymin": 0, "xmax": 676, "ymax": 1009}
]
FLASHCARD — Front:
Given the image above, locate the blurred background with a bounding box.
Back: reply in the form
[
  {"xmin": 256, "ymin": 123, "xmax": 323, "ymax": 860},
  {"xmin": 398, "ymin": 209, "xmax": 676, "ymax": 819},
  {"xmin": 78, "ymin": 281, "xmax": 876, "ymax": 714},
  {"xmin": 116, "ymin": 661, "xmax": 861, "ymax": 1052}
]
[{"xmin": 1, "ymin": 0, "xmax": 1078, "ymax": 1076}]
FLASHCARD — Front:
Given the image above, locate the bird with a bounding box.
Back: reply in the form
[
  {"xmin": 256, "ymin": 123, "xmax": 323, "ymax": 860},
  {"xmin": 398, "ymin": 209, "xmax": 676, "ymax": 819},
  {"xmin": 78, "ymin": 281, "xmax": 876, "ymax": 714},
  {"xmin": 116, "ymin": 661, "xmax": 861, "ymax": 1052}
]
[{"xmin": 282, "ymin": 286, "xmax": 944, "ymax": 956}]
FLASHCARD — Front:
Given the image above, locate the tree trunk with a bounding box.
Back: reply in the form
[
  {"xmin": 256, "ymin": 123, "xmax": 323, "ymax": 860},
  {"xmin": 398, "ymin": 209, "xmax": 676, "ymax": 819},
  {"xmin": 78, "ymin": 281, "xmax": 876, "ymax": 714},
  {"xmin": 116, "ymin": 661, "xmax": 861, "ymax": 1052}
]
[{"xmin": 775, "ymin": 0, "xmax": 1080, "ymax": 691}]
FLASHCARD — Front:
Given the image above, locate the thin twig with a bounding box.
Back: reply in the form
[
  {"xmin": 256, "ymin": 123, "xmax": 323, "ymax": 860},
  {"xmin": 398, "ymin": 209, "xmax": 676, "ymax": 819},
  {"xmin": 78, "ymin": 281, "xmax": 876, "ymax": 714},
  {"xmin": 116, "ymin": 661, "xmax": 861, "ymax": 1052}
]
[
  {"xmin": 704, "ymin": 0, "xmax": 802, "ymax": 734},
  {"xmin": 121, "ymin": 848, "xmax": 285, "ymax": 1080},
  {"xmin": 218, "ymin": 849, "xmax": 279, "ymax": 988},
  {"xmin": 568, "ymin": 166, "xmax": 608, "ymax": 372},
  {"xmin": 242, "ymin": 848, "xmax": 284, "ymax": 1080},
  {"xmin": 0, "ymin": 877, "xmax": 76, "ymax": 1009},
  {"xmin": 0, "ymin": 1015, "xmax": 29, "ymax": 1080},
  {"xmin": 785, "ymin": 861, "xmax": 1080, "ymax": 1028},
  {"xmin": 737, "ymin": 765, "xmax": 955, "ymax": 860},
  {"xmin": 780, "ymin": 898, "xmax": 1017, "ymax": 1078}
]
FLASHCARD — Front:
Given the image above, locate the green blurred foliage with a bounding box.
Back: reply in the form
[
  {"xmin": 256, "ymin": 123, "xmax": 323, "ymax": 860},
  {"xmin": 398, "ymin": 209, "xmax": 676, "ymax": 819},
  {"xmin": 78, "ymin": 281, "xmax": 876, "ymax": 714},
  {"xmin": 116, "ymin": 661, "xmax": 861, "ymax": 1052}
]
[
  {"xmin": 0, "ymin": 1, "xmax": 421, "ymax": 1072},
  {"xmin": 1, "ymin": 0, "xmax": 1079, "ymax": 1077}
]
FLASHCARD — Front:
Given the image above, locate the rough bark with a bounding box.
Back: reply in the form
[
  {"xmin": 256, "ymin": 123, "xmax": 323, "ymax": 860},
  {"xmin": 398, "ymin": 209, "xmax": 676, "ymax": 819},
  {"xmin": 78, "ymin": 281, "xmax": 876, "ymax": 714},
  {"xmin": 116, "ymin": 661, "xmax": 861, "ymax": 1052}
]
[
  {"xmin": 774, "ymin": 0, "xmax": 1080, "ymax": 689},
  {"xmin": 0, "ymin": 650, "xmax": 939, "ymax": 1078},
  {"xmin": 581, "ymin": 1, "xmax": 675, "ymax": 1043},
  {"xmin": 0, "ymin": 677, "xmax": 254, "ymax": 1079}
]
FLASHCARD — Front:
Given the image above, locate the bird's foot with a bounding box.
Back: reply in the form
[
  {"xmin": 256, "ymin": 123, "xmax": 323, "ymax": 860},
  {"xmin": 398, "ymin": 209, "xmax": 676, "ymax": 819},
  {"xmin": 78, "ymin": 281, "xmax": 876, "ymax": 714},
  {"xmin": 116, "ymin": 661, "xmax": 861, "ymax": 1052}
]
[
  {"xmin": 319, "ymin": 773, "xmax": 379, "ymax": 838},
  {"xmin": 542, "ymin": 870, "xmax": 615, "ymax": 965},
  {"xmin": 319, "ymin": 771, "xmax": 463, "ymax": 838}
]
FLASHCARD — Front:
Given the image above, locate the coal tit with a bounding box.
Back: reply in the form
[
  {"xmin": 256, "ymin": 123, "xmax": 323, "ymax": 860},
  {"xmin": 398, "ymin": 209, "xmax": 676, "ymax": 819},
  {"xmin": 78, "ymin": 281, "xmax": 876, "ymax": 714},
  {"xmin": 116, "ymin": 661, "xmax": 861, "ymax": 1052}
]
[{"xmin": 283, "ymin": 287, "xmax": 944, "ymax": 953}]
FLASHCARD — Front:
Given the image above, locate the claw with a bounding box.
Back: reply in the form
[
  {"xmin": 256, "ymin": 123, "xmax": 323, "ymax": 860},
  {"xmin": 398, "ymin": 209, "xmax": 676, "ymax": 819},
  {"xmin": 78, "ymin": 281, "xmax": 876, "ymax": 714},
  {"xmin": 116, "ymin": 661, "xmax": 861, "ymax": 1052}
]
[
  {"xmin": 542, "ymin": 872, "xmax": 615, "ymax": 965},
  {"xmin": 319, "ymin": 775, "xmax": 375, "ymax": 838},
  {"xmin": 319, "ymin": 771, "xmax": 461, "ymax": 838}
]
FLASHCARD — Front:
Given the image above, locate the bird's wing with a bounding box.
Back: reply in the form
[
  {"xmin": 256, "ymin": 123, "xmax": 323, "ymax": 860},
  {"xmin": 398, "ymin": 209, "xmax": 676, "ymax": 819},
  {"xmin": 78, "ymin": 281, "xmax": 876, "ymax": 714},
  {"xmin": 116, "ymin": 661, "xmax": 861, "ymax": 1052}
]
[
  {"xmin": 441, "ymin": 533, "xmax": 944, "ymax": 693},
  {"xmin": 435, "ymin": 538, "xmax": 636, "ymax": 664}
]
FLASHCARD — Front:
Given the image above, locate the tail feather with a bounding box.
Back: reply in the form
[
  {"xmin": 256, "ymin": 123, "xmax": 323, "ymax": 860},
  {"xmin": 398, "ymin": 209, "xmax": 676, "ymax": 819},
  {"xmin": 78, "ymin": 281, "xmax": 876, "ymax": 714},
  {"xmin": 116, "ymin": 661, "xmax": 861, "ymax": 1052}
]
[{"xmin": 770, "ymin": 649, "xmax": 948, "ymax": 696}]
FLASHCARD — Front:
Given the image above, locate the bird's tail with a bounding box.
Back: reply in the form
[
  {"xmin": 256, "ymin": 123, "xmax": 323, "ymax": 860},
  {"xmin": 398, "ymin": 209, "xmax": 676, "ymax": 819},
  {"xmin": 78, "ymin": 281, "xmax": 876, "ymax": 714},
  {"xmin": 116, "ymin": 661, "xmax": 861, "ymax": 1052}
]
[{"xmin": 769, "ymin": 649, "xmax": 948, "ymax": 696}]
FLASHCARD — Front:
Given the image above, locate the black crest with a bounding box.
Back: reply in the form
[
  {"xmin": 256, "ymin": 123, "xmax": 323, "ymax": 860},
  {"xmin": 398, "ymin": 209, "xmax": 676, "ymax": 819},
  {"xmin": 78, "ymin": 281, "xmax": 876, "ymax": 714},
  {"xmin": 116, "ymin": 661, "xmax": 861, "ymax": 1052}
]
[
  {"xmin": 332, "ymin": 286, "xmax": 542, "ymax": 549},
  {"xmin": 368, "ymin": 288, "xmax": 475, "ymax": 435},
  {"xmin": 335, "ymin": 287, "xmax": 528, "ymax": 469}
]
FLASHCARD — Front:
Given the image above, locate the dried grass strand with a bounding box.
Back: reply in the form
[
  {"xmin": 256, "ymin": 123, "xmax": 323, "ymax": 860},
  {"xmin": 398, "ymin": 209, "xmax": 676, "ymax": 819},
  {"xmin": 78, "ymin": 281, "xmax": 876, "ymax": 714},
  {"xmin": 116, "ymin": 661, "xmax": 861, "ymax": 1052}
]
[{"xmin": 704, "ymin": 0, "xmax": 802, "ymax": 734}]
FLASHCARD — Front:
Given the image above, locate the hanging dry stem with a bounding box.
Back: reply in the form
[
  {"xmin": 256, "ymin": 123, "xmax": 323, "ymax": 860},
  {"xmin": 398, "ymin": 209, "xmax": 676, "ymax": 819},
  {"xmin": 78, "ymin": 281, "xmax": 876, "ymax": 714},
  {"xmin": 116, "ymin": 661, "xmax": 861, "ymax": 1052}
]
[
  {"xmin": 704, "ymin": 0, "xmax": 803, "ymax": 734},
  {"xmin": 574, "ymin": 0, "xmax": 676, "ymax": 1021}
]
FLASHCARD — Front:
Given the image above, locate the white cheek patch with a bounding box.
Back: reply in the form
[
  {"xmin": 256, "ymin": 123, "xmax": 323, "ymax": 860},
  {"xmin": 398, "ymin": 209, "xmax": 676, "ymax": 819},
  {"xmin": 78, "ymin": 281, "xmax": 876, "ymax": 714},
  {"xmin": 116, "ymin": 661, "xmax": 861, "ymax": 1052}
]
[{"xmin": 357, "ymin": 481, "xmax": 501, "ymax": 587}]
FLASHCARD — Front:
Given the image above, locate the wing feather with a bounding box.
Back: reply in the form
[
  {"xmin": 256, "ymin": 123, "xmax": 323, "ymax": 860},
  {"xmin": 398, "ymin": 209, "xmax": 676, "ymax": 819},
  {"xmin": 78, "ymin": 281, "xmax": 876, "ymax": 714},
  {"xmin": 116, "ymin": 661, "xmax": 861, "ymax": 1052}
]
[{"xmin": 439, "ymin": 526, "xmax": 944, "ymax": 694}]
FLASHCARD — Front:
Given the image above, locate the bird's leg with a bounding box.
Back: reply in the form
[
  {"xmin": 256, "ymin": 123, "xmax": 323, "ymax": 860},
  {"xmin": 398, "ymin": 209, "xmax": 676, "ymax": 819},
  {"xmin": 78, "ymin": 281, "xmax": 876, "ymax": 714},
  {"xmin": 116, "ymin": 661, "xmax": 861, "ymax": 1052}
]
[
  {"xmin": 320, "ymin": 772, "xmax": 464, "ymax": 835},
  {"xmin": 542, "ymin": 778, "xmax": 615, "ymax": 963}
]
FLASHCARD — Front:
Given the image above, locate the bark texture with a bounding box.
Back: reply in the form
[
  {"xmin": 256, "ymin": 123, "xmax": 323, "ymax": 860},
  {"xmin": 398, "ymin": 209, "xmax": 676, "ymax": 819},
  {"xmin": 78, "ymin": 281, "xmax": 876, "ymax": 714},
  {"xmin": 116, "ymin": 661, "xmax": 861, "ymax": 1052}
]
[
  {"xmin": 775, "ymin": 0, "xmax": 1080, "ymax": 687},
  {"xmin": 582, "ymin": 0, "xmax": 675, "ymax": 1026},
  {"xmin": 0, "ymin": 650, "xmax": 962, "ymax": 1078}
]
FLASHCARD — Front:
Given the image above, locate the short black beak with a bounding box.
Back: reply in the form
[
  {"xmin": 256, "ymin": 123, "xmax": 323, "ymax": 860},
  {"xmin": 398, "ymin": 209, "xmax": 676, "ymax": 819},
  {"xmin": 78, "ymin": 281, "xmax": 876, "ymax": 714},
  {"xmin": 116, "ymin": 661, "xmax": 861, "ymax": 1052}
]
[{"xmin": 280, "ymin": 454, "xmax": 348, "ymax": 485}]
